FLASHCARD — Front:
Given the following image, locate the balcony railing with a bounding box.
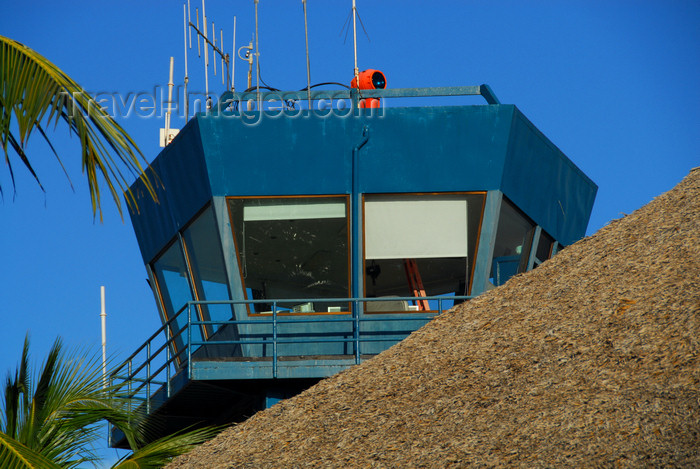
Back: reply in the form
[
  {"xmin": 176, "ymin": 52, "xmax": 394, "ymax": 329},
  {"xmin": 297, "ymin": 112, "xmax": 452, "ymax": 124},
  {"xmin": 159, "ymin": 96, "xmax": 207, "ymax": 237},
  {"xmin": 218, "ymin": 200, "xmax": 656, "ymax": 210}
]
[{"xmin": 109, "ymin": 296, "xmax": 470, "ymax": 415}]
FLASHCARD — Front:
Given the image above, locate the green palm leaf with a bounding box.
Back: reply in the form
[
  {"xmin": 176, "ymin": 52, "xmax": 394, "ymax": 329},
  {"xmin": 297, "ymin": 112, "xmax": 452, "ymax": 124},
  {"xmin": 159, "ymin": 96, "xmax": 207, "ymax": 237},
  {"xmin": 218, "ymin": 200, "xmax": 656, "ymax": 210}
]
[
  {"xmin": 0, "ymin": 35, "xmax": 157, "ymax": 220},
  {"xmin": 2, "ymin": 335, "xmax": 219, "ymax": 468},
  {"xmin": 113, "ymin": 426, "xmax": 221, "ymax": 469},
  {"xmin": 0, "ymin": 432, "xmax": 61, "ymax": 469}
]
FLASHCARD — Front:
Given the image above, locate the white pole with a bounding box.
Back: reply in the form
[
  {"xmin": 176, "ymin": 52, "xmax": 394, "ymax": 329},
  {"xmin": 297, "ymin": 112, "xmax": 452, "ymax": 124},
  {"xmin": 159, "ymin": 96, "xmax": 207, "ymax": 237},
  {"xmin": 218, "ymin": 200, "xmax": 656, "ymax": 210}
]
[
  {"xmin": 303, "ymin": 0, "xmax": 312, "ymax": 110},
  {"xmin": 213, "ymin": 21, "xmax": 217, "ymax": 76},
  {"xmin": 100, "ymin": 286, "xmax": 107, "ymax": 389},
  {"xmin": 231, "ymin": 16, "xmax": 236, "ymax": 92},
  {"xmin": 165, "ymin": 57, "xmax": 174, "ymax": 145},
  {"xmin": 352, "ymin": 0, "xmax": 359, "ymax": 84},
  {"xmin": 254, "ymin": 0, "xmax": 260, "ymax": 106},
  {"xmin": 202, "ymin": 0, "xmax": 209, "ymax": 107},
  {"xmin": 187, "ymin": 0, "xmax": 192, "ymax": 48},
  {"xmin": 184, "ymin": 3, "xmax": 190, "ymax": 119}
]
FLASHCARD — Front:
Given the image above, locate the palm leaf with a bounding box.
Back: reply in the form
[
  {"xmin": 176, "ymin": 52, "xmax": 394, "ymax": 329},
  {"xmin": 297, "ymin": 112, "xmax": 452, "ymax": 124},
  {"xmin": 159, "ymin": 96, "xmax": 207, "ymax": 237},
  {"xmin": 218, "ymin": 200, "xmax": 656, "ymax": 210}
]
[
  {"xmin": 0, "ymin": 35, "xmax": 157, "ymax": 220},
  {"xmin": 112, "ymin": 426, "xmax": 222, "ymax": 469},
  {"xmin": 0, "ymin": 432, "xmax": 62, "ymax": 469}
]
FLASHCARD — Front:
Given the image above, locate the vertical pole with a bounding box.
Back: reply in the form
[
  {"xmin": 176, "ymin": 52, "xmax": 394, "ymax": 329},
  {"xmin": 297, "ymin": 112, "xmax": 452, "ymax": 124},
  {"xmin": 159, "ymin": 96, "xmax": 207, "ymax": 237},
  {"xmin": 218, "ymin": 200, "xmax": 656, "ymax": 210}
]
[
  {"xmin": 100, "ymin": 286, "xmax": 107, "ymax": 389},
  {"xmin": 212, "ymin": 21, "xmax": 217, "ymax": 77},
  {"xmin": 254, "ymin": 0, "xmax": 261, "ymax": 108},
  {"xmin": 352, "ymin": 0, "xmax": 359, "ymax": 85},
  {"xmin": 302, "ymin": 0, "xmax": 312, "ymax": 110},
  {"xmin": 231, "ymin": 16, "xmax": 236, "ymax": 91},
  {"xmin": 202, "ymin": 0, "xmax": 209, "ymax": 108},
  {"xmin": 146, "ymin": 342, "xmax": 151, "ymax": 415},
  {"xmin": 272, "ymin": 301, "xmax": 278, "ymax": 378},
  {"xmin": 165, "ymin": 57, "xmax": 174, "ymax": 146},
  {"xmin": 351, "ymin": 126, "xmax": 369, "ymax": 362},
  {"xmin": 183, "ymin": 4, "xmax": 190, "ymax": 120},
  {"xmin": 220, "ymin": 28, "xmax": 225, "ymax": 85}
]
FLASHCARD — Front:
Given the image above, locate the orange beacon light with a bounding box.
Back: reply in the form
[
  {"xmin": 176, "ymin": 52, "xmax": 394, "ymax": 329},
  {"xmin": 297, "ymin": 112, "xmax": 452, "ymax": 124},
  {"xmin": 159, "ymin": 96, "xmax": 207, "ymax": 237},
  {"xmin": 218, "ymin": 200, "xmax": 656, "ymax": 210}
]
[{"xmin": 350, "ymin": 69, "xmax": 386, "ymax": 109}]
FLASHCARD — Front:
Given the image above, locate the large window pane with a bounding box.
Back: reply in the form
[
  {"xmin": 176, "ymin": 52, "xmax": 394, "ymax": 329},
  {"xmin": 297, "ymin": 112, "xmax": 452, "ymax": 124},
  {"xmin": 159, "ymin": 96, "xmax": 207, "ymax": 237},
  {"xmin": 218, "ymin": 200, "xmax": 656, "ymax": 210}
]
[
  {"xmin": 182, "ymin": 206, "xmax": 233, "ymax": 335},
  {"xmin": 151, "ymin": 240, "xmax": 202, "ymax": 349},
  {"xmin": 228, "ymin": 196, "xmax": 350, "ymax": 314},
  {"xmin": 363, "ymin": 193, "xmax": 484, "ymax": 312}
]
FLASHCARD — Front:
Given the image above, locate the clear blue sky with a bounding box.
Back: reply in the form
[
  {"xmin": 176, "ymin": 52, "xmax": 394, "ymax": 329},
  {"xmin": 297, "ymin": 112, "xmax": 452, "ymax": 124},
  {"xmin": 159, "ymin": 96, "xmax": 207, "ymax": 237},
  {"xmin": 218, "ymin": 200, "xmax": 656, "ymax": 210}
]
[{"xmin": 2, "ymin": 0, "xmax": 698, "ymax": 465}]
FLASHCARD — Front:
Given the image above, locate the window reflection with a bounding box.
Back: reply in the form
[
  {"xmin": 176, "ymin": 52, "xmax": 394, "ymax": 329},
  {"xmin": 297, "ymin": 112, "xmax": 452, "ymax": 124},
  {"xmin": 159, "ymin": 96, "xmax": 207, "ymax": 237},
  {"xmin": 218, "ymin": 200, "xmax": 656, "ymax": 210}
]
[
  {"xmin": 534, "ymin": 230, "xmax": 554, "ymax": 268},
  {"xmin": 363, "ymin": 193, "xmax": 484, "ymax": 311},
  {"xmin": 151, "ymin": 240, "xmax": 202, "ymax": 349},
  {"xmin": 489, "ymin": 198, "xmax": 535, "ymax": 287},
  {"xmin": 182, "ymin": 206, "xmax": 233, "ymax": 335},
  {"xmin": 228, "ymin": 196, "xmax": 350, "ymax": 314}
]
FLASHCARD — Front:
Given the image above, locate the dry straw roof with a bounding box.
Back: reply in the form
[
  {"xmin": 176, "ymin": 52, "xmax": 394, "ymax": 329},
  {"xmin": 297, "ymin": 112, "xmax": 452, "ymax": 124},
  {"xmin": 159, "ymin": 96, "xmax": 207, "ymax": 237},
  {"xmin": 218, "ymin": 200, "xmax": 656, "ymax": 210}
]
[{"xmin": 168, "ymin": 169, "xmax": 700, "ymax": 468}]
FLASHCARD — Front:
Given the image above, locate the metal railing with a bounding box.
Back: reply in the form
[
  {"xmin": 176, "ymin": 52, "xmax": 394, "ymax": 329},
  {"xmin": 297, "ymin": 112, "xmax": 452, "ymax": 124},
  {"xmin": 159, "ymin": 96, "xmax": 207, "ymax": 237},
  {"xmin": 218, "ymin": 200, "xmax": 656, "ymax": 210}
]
[{"xmin": 109, "ymin": 295, "xmax": 470, "ymax": 417}]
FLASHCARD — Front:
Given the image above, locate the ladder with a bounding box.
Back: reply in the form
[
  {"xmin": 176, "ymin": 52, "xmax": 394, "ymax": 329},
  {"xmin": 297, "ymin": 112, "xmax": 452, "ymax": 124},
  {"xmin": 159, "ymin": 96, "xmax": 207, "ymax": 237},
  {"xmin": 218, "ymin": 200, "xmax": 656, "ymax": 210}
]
[{"xmin": 403, "ymin": 259, "xmax": 430, "ymax": 311}]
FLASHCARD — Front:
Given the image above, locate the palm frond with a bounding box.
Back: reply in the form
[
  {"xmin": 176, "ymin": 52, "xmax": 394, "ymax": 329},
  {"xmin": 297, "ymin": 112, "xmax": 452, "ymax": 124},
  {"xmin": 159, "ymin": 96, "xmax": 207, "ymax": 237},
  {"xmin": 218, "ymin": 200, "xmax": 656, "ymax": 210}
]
[
  {"xmin": 0, "ymin": 431, "xmax": 62, "ymax": 469},
  {"xmin": 0, "ymin": 35, "xmax": 157, "ymax": 220},
  {"xmin": 112, "ymin": 426, "xmax": 222, "ymax": 469}
]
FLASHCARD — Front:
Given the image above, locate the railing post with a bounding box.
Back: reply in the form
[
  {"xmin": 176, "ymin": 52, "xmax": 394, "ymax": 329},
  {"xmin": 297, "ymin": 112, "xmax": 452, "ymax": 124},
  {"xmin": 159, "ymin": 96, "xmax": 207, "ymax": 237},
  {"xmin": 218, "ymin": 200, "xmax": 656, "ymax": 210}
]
[
  {"xmin": 166, "ymin": 328, "xmax": 171, "ymax": 398},
  {"xmin": 146, "ymin": 342, "xmax": 151, "ymax": 415},
  {"xmin": 272, "ymin": 301, "xmax": 278, "ymax": 378},
  {"xmin": 127, "ymin": 361, "xmax": 132, "ymax": 418},
  {"xmin": 187, "ymin": 304, "xmax": 192, "ymax": 380},
  {"xmin": 353, "ymin": 299, "xmax": 360, "ymax": 364}
]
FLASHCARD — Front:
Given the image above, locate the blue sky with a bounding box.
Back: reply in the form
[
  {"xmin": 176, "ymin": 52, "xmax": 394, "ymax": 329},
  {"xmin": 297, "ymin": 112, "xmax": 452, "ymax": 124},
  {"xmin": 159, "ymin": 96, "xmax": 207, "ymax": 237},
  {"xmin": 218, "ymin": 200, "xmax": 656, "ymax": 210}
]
[{"xmin": 2, "ymin": 0, "xmax": 698, "ymax": 464}]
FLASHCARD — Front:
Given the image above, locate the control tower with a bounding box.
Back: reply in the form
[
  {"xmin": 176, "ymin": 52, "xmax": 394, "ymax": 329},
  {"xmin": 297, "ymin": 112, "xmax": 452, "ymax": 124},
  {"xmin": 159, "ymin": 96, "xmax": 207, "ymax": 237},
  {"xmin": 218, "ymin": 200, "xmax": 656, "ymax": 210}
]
[{"xmin": 110, "ymin": 85, "xmax": 597, "ymax": 446}]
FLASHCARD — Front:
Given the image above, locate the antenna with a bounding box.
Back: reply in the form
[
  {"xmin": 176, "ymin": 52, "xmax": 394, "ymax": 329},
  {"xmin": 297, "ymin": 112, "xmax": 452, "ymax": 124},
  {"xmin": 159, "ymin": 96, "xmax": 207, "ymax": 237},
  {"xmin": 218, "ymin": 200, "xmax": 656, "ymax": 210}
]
[
  {"xmin": 220, "ymin": 28, "xmax": 225, "ymax": 85},
  {"xmin": 160, "ymin": 57, "xmax": 179, "ymax": 147},
  {"xmin": 303, "ymin": 0, "xmax": 312, "ymax": 109},
  {"xmin": 352, "ymin": 0, "xmax": 359, "ymax": 85},
  {"xmin": 100, "ymin": 286, "xmax": 107, "ymax": 389},
  {"xmin": 183, "ymin": 2, "xmax": 189, "ymax": 119},
  {"xmin": 254, "ymin": 0, "xmax": 261, "ymax": 106},
  {"xmin": 202, "ymin": 0, "xmax": 209, "ymax": 107},
  {"xmin": 184, "ymin": 0, "xmax": 234, "ymax": 112},
  {"xmin": 231, "ymin": 16, "xmax": 236, "ymax": 91}
]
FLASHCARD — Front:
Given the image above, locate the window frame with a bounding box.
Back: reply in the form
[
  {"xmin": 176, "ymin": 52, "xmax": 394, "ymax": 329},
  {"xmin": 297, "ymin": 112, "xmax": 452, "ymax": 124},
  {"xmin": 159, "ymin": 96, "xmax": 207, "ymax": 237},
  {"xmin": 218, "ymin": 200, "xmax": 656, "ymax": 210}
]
[
  {"xmin": 227, "ymin": 194, "xmax": 352, "ymax": 317},
  {"xmin": 361, "ymin": 191, "xmax": 487, "ymax": 314}
]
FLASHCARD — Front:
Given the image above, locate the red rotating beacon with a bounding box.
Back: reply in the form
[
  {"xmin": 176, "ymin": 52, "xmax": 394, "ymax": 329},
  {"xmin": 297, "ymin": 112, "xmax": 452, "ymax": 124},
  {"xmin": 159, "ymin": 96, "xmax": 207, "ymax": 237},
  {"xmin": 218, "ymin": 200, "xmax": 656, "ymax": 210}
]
[{"xmin": 350, "ymin": 69, "xmax": 386, "ymax": 109}]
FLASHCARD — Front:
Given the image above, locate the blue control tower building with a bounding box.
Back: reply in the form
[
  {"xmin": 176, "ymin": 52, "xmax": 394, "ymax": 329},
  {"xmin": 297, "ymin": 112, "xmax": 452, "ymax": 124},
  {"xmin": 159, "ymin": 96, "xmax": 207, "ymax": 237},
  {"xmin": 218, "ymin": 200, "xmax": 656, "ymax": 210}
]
[{"xmin": 110, "ymin": 84, "xmax": 597, "ymax": 447}]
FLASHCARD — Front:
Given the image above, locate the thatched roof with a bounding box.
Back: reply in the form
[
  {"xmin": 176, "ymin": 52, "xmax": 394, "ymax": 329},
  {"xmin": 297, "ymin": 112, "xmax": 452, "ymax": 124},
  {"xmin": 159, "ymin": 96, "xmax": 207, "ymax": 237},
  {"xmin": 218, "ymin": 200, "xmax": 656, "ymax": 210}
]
[{"xmin": 167, "ymin": 168, "xmax": 700, "ymax": 468}]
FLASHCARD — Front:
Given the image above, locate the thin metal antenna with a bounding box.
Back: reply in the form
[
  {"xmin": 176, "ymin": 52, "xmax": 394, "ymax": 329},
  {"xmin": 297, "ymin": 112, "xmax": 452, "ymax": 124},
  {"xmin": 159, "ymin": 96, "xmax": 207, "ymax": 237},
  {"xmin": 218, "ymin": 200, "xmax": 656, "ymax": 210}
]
[
  {"xmin": 220, "ymin": 29, "xmax": 224, "ymax": 85},
  {"xmin": 303, "ymin": 0, "xmax": 312, "ymax": 110},
  {"xmin": 100, "ymin": 286, "xmax": 107, "ymax": 389},
  {"xmin": 165, "ymin": 56, "xmax": 175, "ymax": 145},
  {"xmin": 352, "ymin": 0, "xmax": 359, "ymax": 84},
  {"xmin": 231, "ymin": 16, "xmax": 236, "ymax": 91},
  {"xmin": 196, "ymin": 7, "xmax": 201, "ymax": 56},
  {"xmin": 213, "ymin": 21, "xmax": 217, "ymax": 76},
  {"xmin": 202, "ymin": 0, "xmax": 209, "ymax": 108},
  {"xmin": 184, "ymin": 3, "xmax": 189, "ymax": 119},
  {"xmin": 188, "ymin": 0, "xmax": 192, "ymax": 48},
  {"xmin": 254, "ymin": 0, "xmax": 260, "ymax": 105}
]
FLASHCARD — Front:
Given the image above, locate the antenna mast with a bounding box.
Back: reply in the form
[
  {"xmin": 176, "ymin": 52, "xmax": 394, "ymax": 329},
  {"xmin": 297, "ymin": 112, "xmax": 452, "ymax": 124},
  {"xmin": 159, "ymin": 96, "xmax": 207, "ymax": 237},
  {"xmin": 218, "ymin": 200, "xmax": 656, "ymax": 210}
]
[
  {"xmin": 185, "ymin": 0, "xmax": 233, "ymax": 111},
  {"xmin": 183, "ymin": 2, "xmax": 190, "ymax": 119},
  {"xmin": 303, "ymin": 0, "xmax": 312, "ymax": 109},
  {"xmin": 254, "ymin": 0, "xmax": 261, "ymax": 106},
  {"xmin": 352, "ymin": 0, "xmax": 359, "ymax": 85}
]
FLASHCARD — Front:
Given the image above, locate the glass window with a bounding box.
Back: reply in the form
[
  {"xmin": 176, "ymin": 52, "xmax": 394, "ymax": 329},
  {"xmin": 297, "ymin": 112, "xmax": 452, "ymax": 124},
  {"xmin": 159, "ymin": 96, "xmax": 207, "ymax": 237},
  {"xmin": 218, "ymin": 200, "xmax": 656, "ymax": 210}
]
[
  {"xmin": 363, "ymin": 193, "xmax": 485, "ymax": 312},
  {"xmin": 534, "ymin": 230, "xmax": 554, "ymax": 267},
  {"xmin": 151, "ymin": 240, "xmax": 202, "ymax": 350},
  {"xmin": 227, "ymin": 196, "xmax": 350, "ymax": 314},
  {"xmin": 489, "ymin": 198, "xmax": 535, "ymax": 287},
  {"xmin": 182, "ymin": 206, "xmax": 233, "ymax": 335}
]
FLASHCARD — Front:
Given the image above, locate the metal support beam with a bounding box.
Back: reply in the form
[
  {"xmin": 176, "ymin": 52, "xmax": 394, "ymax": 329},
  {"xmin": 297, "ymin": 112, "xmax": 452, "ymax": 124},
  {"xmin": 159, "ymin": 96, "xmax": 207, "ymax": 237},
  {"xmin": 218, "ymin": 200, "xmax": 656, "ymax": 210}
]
[
  {"xmin": 526, "ymin": 226, "xmax": 542, "ymax": 271},
  {"xmin": 470, "ymin": 190, "xmax": 503, "ymax": 295}
]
